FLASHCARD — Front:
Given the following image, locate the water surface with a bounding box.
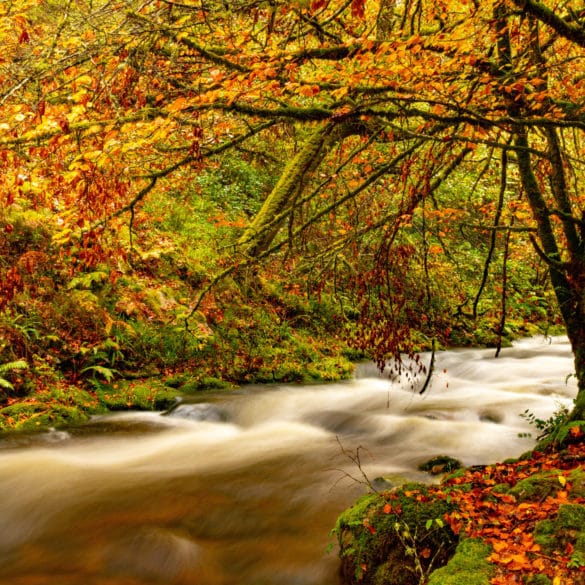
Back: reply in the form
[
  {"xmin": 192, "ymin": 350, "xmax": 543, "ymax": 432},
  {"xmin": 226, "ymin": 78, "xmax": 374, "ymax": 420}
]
[{"xmin": 0, "ymin": 336, "xmax": 576, "ymax": 584}]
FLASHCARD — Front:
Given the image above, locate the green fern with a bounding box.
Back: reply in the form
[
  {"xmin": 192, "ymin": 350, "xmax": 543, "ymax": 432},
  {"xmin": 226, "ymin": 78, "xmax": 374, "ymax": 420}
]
[
  {"xmin": 80, "ymin": 365, "xmax": 119, "ymax": 382},
  {"xmin": 0, "ymin": 360, "xmax": 29, "ymax": 391}
]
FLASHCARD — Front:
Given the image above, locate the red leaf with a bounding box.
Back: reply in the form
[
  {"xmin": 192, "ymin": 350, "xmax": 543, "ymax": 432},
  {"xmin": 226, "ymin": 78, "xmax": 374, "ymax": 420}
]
[
  {"xmin": 311, "ymin": 0, "xmax": 327, "ymax": 10},
  {"xmin": 351, "ymin": 0, "xmax": 365, "ymax": 19}
]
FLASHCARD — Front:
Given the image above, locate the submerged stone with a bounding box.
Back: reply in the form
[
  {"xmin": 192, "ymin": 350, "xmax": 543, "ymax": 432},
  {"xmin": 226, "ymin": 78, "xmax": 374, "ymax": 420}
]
[{"xmin": 418, "ymin": 455, "xmax": 462, "ymax": 475}]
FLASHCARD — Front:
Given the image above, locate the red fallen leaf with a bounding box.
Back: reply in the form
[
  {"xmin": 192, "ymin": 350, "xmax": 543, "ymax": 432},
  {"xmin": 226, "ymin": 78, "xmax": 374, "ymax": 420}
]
[
  {"xmin": 59, "ymin": 119, "xmax": 70, "ymax": 133},
  {"xmin": 420, "ymin": 547, "xmax": 431, "ymax": 559},
  {"xmin": 570, "ymin": 426, "xmax": 582, "ymax": 438},
  {"xmin": 383, "ymin": 503, "xmax": 392, "ymax": 514}
]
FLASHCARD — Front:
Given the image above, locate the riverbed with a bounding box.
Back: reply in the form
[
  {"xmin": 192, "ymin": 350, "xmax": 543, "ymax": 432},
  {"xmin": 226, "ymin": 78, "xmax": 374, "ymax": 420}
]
[{"xmin": 0, "ymin": 336, "xmax": 577, "ymax": 584}]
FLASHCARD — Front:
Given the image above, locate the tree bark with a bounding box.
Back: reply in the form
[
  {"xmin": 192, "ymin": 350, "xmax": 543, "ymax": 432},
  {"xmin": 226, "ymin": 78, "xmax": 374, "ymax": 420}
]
[
  {"xmin": 515, "ymin": 128, "xmax": 585, "ymax": 420},
  {"xmin": 238, "ymin": 120, "xmax": 373, "ymax": 258},
  {"xmin": 237, "ymin": 123, "xmax": 333, "ymax": 258}
]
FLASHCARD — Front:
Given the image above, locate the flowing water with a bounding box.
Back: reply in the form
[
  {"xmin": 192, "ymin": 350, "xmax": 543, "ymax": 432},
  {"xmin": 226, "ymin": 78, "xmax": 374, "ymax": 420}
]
[{"xmin": 0, "ymin": 336, "xmax": 577, "ymax": 585}]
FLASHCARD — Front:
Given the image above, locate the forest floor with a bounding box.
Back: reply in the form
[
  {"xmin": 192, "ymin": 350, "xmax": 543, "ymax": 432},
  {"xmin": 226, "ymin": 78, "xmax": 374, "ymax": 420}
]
[
  {"xmin": 439, "ymin": 435, "xmax": 585, "ymax": 584},
  {"xmin": 336, "ymin": 428, "xmax": 585, "ymax": 585}
]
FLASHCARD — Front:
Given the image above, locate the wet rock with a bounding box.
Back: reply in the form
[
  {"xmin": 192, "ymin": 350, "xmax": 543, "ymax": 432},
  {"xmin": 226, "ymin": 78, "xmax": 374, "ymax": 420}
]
[
  {"xmin": 164, "ymin": 402, "xmax": 227, "ymax": 422},
  {"xmin": 418, "ymin": 455, "xmax": 462, "ymax": 475}
]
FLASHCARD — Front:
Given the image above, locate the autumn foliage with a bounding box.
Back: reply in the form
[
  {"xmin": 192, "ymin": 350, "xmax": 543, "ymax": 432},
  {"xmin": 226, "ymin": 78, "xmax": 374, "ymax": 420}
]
[
  {"xmin": 337, "ymin": 430, "xmax": 585, "ymax": 585},
  {"xmin": 2, "ymin": 0, "xmax": 585, "ymax": 422},
  {"xmin": 444, "ymin": 438, "xmax": 585, "ymax": 584}
]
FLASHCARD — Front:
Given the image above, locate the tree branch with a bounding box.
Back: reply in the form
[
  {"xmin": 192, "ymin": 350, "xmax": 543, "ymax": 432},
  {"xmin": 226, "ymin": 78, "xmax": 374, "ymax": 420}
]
[{"xmin": 509, "ymin": 0, "xmax": 585, "ymax": 48}]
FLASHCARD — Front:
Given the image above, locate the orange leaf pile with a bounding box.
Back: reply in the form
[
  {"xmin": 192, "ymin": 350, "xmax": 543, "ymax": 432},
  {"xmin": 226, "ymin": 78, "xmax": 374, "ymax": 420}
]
[{"xmin": 438, "ymin": 441, "xmax": 585, "ymax": 584}]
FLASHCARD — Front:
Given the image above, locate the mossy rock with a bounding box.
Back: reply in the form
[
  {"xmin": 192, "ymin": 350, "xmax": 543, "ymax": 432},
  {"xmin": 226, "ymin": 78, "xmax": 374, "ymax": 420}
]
[
  {"xmin": 419, "ymin": 455, "xmax": 462, "ymax": 475},
  {"xmin": 334, "ymin": 483, "xmax": 458, "ymax": 585},
  {"xmin": 508, "ymin": 469, "xmax": 567, "ymax": 502},
  {"xmin": 178, "ymin": 376, "xmax": 232, "ymax": 393},
  {"xmin": 427, "ymin": 538, "xmax": 494, "ymax": 585},
  {"xmin": 96, "ymin": 380, "xmax": 178, "ymax": 411},
  {"xmin": 524, "ymin": 574, "xmax": 552, "ymax": 585},
  {"xmin": 534, "ymin": 503, "xmax": 585, "ymax": 561},
  {"xmin": 305, "ymin": 356, "xmax": 354, "ymax": 382},
  {"xmin": 566, "ymin": 466, "xmax": 585, "ymax": 499},
  {"xmin": 0, "ymin": 402, "xmax": 92, "ymax": 430},
  {"xmin": 0, "ymin": 383, "xmax": 105, "ymax": 431}
]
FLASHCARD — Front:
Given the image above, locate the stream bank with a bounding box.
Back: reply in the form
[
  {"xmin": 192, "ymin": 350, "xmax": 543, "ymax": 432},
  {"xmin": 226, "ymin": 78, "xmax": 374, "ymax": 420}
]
[{"xmin": 335, "ymin": 432, "xmax": 585, "ymax": 584}]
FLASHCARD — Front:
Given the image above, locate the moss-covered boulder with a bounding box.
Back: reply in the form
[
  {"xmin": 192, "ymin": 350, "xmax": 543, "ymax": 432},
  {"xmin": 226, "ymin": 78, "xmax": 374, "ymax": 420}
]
[
  {"xmin": 95, "ymin": 379, "xmax": 178, "ymax": 411},
  {"xmin": 508, "ymin": 468, "xmax": 568, "ymax": 502},
  {"xmin": 534, "ymin": 504, "xmax": 585, "ymax": 569},
  {"xmin": 335, "ymin": 443, "xmax": 585, "ymax": 585},
  {"xmin": 0, "ymin": 402, "xmax": 92, "ymax": 430},
  {"xmin": 418, "ymin": 455, "xmax": 462, "ymax": 476},
  {"xmin": 0, "ymin": 383, "xmax": 105, "ymax": 431},
  {"xmin": 333, "ymin": 483, "xmax": 458, "ymax": 585}
]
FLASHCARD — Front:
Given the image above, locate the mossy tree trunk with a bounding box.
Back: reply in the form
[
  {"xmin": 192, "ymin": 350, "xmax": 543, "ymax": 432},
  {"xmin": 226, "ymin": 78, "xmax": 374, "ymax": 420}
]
[
  {"xmin": 238, "ymin": 120, "xmax": 371, "ymax": 258},
  {"xmin": 496, "ymin": 5, "xmax": 585, "ymax": 422},
  {"xmin": 515, "ymin": 128, "xmax": 585, "ymax": 421},
  {"xmin": 237, "ymin": 123, "xmax": 332, "ymax": 258}
]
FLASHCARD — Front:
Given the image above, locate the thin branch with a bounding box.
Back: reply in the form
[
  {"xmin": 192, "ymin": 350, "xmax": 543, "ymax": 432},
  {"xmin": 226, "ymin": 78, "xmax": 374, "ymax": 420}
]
[
  {"xmin": 418, "ymin": 339, "xmax": 436, "ymax": 395},
  {"xmin": 509, "ymin": 0, "xmax": 585, "ymax": 48}
]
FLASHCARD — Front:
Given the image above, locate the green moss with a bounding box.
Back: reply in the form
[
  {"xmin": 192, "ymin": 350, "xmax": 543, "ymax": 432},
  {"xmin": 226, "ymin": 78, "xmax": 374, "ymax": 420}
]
[
  {"xmin": 524, "ymin": 575, "xmax": 552, "ymax": 585},
  {"xmin": 418, "ymin": 455, "xmax": 462, "ymax": 475},
  {"xmin": 0, "ymin": 383, "xmax": 105, "ymax": 431},
  {"xmin": 0, "ymin": 402, "xmax": 92, "ymax": 430},
  {"xmin": 427, "ymin": 538, "xmax": 494, "ymax": 585},
  {"xmin": 567, "ymin": 467, "xmax": 585, "ymax": 499},
  {"xmin": 179, "ymin": 376, "xmax": 232, "ymax": 392},
  {"xmin": 96, "ymin": 380, "xmax": 178, "ymax": 411},
  {"xmin": 534, "ymin": 503, "xmax": 585, "ymax": 569},
  {"xmin": 508, "ymin": 469, "xmax": 566, "ymax": 502}
]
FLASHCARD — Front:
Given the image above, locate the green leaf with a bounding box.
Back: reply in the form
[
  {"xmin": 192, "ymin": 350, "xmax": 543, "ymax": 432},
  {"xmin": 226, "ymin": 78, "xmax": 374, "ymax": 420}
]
[{"xmin": 0, "ymin": 378, "xmax": 15, "ymax": 390}]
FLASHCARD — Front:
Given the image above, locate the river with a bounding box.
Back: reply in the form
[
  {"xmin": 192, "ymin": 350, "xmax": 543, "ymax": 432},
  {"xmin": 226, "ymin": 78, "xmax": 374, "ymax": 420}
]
[{"xmin": 0, "ymin": 336, "xmax": 577, "ymax": 585}]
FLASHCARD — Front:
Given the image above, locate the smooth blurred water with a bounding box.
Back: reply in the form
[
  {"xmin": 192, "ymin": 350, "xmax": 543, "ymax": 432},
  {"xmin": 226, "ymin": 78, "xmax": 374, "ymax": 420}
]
[{"xmin": 0, "ymin": 336, "xmax": 577, "ymax": 585}]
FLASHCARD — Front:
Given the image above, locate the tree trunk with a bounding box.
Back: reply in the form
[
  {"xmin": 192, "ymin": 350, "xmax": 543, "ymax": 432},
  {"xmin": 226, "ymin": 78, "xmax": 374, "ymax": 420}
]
[
  {"xmin": 515, "ymin": 129, "xmax": 585, "ymax": 421},
  {"xmin": 568, "ymin": 327, "xmax": 585, "ymax": 421},
  {"xmin": 238, "ymin": 120, "xmax": 372, "ymax": 258},
  {"xmin": 237, "ymin": 123, "xmax": 332, "ymax": 258}
]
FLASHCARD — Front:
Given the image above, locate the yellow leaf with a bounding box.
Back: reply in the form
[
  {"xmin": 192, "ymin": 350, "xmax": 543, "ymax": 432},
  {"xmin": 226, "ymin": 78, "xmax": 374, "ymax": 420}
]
[
  {"xmin": 558, "ymin": 475, "xmax": 567, "ymax": 487},
  {"xmin": 167, "ymin": 97, "xmax": 189, "ymax": 113}
]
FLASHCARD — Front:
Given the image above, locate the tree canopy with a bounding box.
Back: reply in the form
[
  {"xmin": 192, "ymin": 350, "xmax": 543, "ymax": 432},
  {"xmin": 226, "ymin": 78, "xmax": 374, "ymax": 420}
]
[{"xmin": 2, "ymin": 0, "xmax": 585, "ymax": 420}]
